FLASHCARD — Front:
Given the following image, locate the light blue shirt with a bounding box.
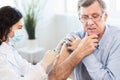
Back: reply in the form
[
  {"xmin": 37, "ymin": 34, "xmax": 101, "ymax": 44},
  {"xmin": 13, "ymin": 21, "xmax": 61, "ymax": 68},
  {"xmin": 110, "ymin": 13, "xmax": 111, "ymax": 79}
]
[{"xmin": 74, "ymin": 25, "xmax": 120, "ymax": 80}]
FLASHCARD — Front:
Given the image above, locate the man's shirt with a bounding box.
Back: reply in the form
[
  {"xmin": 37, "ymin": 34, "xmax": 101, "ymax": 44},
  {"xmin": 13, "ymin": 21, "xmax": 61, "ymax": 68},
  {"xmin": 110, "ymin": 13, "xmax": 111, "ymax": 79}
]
[{"xmin": 74, "ymin": 25, "xmax": 120, "ymax": 80}]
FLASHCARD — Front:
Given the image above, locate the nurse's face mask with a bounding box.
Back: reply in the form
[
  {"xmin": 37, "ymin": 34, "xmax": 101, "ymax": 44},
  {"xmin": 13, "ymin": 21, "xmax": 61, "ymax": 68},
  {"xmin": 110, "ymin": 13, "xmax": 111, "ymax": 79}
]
[{"xmin": 9, "ymin": 29, "xmax": 25, "ymax": 45}]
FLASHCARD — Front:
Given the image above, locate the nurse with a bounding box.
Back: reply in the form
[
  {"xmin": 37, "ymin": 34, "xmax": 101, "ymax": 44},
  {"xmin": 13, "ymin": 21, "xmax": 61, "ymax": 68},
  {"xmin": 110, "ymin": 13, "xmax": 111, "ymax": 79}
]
[{"xmin": 0, "ymin": 6, "xmax": 58, "ymax": 80}]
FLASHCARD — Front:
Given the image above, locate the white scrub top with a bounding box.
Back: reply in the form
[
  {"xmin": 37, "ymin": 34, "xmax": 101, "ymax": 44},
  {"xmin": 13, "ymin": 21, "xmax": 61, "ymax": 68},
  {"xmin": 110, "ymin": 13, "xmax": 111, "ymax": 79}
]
[{"xmin": 0, "ymin": 42, "xmax": 48, "ymax": 80}]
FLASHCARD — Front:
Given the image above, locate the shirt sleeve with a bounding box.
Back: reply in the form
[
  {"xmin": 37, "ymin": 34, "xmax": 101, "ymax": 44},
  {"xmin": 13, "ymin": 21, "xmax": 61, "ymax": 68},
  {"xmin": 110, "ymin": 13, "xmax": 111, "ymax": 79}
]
[
  {"xmin": 82, "ymin": 47, "xmax": 120, "ymax": 80},
  {"xmin": 82, "ymin": 54, "xmax": 112, "ymax": 80}
]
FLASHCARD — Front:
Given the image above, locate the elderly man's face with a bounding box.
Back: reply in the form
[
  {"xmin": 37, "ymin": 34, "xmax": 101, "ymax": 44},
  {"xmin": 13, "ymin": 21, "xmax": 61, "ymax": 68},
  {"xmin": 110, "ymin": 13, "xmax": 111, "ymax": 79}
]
[{"xmin": 79, "ymin": 1, "xmax": 108, "ymax": 37}]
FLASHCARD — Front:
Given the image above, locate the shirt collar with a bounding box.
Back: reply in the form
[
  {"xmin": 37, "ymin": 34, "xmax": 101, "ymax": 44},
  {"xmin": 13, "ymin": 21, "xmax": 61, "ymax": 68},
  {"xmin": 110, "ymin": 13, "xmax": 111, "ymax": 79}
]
[{"xmin": 98, "ymin": 24, "xmax": 110, "ymax": 49}]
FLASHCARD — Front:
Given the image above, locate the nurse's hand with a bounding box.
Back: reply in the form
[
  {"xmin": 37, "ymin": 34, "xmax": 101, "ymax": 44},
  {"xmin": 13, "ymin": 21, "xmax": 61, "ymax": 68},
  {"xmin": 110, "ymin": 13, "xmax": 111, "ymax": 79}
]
[
  {"xmin": 55, "ymin": 38, "xmax": 66, "ymax": 53},
  {"xmin": 41, "ymin": 50, "xmax": 59, "ymax": 71}
]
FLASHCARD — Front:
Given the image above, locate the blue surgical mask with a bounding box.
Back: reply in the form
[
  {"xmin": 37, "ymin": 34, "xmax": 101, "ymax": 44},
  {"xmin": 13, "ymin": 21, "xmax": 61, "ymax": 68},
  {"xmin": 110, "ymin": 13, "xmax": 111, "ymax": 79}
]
[{"xmin": 9, "ymin": 29, "xmax": 25, "ymax": 45}]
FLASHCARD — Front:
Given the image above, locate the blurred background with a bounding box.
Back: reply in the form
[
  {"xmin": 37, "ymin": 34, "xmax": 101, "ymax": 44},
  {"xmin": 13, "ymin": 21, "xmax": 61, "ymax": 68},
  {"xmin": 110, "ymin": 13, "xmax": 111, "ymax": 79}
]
[{"xmin": 0, "ymin": 0, "xmax": 120, "ymax": 79}]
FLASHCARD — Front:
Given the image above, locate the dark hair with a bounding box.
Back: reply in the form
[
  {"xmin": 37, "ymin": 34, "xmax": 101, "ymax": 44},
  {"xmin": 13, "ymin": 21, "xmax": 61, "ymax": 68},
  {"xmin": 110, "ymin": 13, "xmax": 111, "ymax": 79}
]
[
  {"xmin": 0, "ymin": 6, "xmax": 22, "ymax": 45},
  {"xmin": 77, "ymin": 0, "xmax": 106, "ymax": 12}
]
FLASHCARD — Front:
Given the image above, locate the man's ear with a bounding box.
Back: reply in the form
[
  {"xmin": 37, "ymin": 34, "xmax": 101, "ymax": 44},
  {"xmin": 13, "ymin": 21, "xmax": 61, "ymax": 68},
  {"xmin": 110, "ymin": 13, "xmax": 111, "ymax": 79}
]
[{"xmin": 104, "ymin": 12, "xmax": 108, "ymax": 21}]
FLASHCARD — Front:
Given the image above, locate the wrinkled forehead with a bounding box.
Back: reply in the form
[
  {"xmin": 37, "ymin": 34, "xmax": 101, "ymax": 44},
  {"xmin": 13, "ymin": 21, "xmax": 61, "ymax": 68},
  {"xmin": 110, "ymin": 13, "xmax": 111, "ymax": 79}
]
[{"xmin": 79, "ymin": 1, "xmax": 103, "ymax": 15}]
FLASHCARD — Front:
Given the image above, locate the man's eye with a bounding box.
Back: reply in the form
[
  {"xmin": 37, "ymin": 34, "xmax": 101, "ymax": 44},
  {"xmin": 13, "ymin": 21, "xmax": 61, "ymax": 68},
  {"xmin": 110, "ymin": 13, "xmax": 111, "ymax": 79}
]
[
  {"xmin": 82, "ymin": 16, "xmax": 88, "ymax": 19},
  {"xmin": 92, "ymin": 15, "xmax": 99, "ymax": 18}
]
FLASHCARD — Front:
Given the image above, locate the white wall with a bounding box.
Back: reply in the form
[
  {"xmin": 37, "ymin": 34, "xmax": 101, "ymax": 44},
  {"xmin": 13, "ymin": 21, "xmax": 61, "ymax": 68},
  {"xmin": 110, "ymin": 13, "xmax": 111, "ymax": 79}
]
[{"xmin": 0, "ymin": 0, "xmax": 15, "ymax": 7}]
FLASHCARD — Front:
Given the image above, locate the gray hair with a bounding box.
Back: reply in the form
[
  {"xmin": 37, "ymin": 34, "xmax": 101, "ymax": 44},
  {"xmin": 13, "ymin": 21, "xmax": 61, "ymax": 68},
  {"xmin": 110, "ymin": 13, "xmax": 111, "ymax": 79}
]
[{"xmin": 77, "ymin": 0, "xmax": 107, "ymax": 12}]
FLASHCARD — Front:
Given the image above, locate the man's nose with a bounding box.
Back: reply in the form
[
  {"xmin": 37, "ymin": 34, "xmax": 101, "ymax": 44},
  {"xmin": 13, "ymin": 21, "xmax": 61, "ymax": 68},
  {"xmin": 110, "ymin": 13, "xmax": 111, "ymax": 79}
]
[{"xmin": 87, "ymin": 19, "xmax": 94, "ymax": 25}]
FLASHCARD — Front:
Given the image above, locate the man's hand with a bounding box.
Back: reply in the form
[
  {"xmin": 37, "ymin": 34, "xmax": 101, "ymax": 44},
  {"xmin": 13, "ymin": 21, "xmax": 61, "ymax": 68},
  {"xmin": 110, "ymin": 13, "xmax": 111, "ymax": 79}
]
[
  {"xmin": 77, "ymin": 33, "xmax": 99, "ymax": 58},
  {"xmin": 55, "ymin": 38, "xmax": 66, "ymax": 53}
]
